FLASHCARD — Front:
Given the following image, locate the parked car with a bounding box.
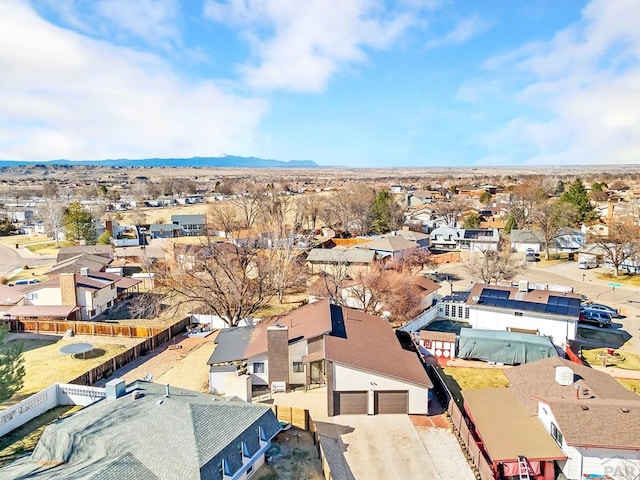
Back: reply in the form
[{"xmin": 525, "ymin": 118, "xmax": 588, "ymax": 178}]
[
  {"xmin": 526, "ymin": 252, "xmax": 536, "ymax": 262},
  {"xmin": 581, "ymin": 303, "xmax": 620, "ymax": 318},
  {"xmin": 578, "ymin": 260, "xmax": 597, "ymax": 269},
  {"xmin": 10, "ymin": 279, "xmax": 41, "ymax": 286},
  {"xmin": 579, "ymin": 309, "xmax": 612, "ymax": 328}
]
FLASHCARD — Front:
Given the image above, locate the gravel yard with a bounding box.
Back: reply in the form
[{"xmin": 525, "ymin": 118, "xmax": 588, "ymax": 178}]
[{"xmin": 414, "ymin": 427, "xmax": 477, "ymax": 480}]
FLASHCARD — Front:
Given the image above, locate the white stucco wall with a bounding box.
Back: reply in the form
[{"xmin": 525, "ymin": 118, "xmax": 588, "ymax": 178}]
[
  {"xmin": 288, "ymin": 340, "xmax": 308, "ymax": 385},
  {"xmin": 247, "ymin": 353, "xmax": 268, "ymax": 386},
  {"xmin": 537, "ymin": 401, "xmax": 640, "ymax": 479},
  {"xmin": 333, "ymin": 363, "xmax": 429, "ymax": 414},
  {"xmin": 26, "ymin": 287, "xmax": 62, "ymax": 305},
  {"xmin": 468, "ymin": 307, "xmax": 577, "ymax": 344}
]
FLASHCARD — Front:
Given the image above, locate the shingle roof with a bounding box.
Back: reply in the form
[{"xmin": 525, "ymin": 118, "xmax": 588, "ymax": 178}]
[
  {"xmin": 324, "ymin": 305, "xmax": 432, "ymax": 388},
  {"xmin": 505, "ymin": 357, "xmax": 640, "ymax": 448},
  {"xmin": 0, "ymin": 381, "xmax": 281, "ymax": 480},
  {"xmin": 207, "ymin": 327, "xmax": 254, "ymax": 364},
  {"xmin": 57, "ymin": 246, "xmax": 113, "ymax": 262},
  {"xmin": 0, "ymin": 285, "xmax": 25, "ymax": 305},
  {"xmin": 171, "ymin": 214, "xmax": 206, "ymax": 224},
  {"xmin": 7, "ymin": 305, "xmax": 80, "ymax": 318},
  {"xmin": 358, "ymin": 236, "xmax": 418, "ymax": 253},
  {"xmin": 306, "ymin": 248, "xmax": 376, "ymax": 264},
  {"xmin": 506, "ymin": 357, "xmax": 639, "ymax": 415},
  {"xmin": 243, "ymin": 300, "xmax": 333, "ymax": 358},
  {"xmin": 45, "ymin": 253, "xmax": 112, "ymax": 276}
]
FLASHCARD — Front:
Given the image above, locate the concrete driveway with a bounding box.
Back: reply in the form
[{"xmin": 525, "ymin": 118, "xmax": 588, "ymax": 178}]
[{"xmin": 271, "ymin": 388, "xmax": 475, "ymax": 480}]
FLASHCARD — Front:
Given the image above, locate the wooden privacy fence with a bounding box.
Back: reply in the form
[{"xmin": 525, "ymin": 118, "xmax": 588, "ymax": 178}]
[
  {"xmin": 5, "ymin": 319, "xmax": 171, "ymax": 338},
  {"xmin": 268, "ymin": 404, "xmax": 309, "ymax": 431},
  {"xmin": 428, "ymin": 365, "xmax": 495, "ymax": 480},
  {"xmin": 65, "ymin": 317, "xmax": 191, "ymax": 386},
  {"xmin": 263, "ymin": 406, "xmax": 332, "ymax": 480}
]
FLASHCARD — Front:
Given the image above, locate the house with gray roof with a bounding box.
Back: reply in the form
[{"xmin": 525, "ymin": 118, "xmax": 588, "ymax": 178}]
[
  {"xmin": 0, "ymin": 380, "xmax": 282, "ymax": 480},
  {"xmin": 172, "ymin": 214, "xmax": 207, "ymax": 236},
  {"xmin": 305, "ymin": 248, "xmax": 377, "ymax": 277}
]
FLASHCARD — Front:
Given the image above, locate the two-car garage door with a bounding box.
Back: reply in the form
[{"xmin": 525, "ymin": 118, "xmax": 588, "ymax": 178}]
[{"xmin": 334, "ymin": 391, "xmax": 408, "ymax": 415}]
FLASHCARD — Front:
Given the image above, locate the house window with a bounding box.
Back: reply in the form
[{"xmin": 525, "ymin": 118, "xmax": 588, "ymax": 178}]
[
  {"xmin": 423, "ymin": 340, "xmax": 432, "ymax": 348},
  {"xmin": 550, "ymin": 422, "xmax": 563, "ymax": 446},
  {"xmin": 217, "ymin": 461, "xmax": 223, "ymax": 477},
  {"xmin": 293, "ymin": 362, "xmax": 304, "ymax": 373},
  {"xmin": 246, "ymin": 465, "xmax": 253, "ymax": 476},
  {"xmin": 464, "ymin": 307, "xmax": 469, "ymax": 319},
  {"xmin": 253, "ymin": 362, "xmax": 265, "ymax": 374},
  {"xmin": 457, "ymin": 305, "xmax": 463, "ymax": 318},
  {"xmin": 444, "ymin": 304, "xmax": 450, "ymax": 317},
  {"xmin": 26, "ymin": 292, "xmax": 39, "ymax": 300},
  {"xmin": 514, "ymin": 311, "xmax": 523, "ymax": 317}
]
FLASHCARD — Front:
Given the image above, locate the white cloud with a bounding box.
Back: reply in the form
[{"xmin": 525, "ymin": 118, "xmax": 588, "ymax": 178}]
[
  {"xmin": 0, "ymin": 0, "xmax": 268, "ymax": 160},
  {"xmin": 203, "ymin": 0, "xmax": 419, "ymax": 93},
  {"xmin": 474, "ymin": 0, "xmax": 640, "ymax": 165},
  {"xmin": 424, "ymin": 13, "xmax": 490, "ymax": 50},
  {"xmin": 33, "ymin": 0, "xmax": 183, "ymax": 52}
]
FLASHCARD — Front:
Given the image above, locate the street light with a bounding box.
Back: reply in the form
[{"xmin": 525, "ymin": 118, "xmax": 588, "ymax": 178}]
[{"xmin": 582, "ymin": 274, "xmax": 586, "ymax": 282}]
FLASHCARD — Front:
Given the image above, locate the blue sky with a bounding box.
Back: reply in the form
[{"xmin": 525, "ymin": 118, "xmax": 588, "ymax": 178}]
[{"xmin": 1, "ymin": 0, "xmax": 639, "ymax": 167}]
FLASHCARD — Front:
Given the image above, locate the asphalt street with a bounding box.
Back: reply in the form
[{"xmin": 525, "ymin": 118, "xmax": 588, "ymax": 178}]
[{"xmin": 0, "ymin": 242, "xmax": 56, "ymax": 278}]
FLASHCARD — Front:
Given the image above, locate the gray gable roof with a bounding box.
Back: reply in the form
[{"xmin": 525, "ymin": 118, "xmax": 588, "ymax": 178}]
[
  {"xmin": 1, "ymin": 382, "xmax": 281, "ymax": 480},
  {"xmin": 306, "ymin": 248, "xmax": 376, "ymax": 264},
  {"xmin": 171, "ymin": 214, "xmax": 206, "ymax": 224},
  {"xmin": 207, "ymin": 327, "xmax": 253, "ymax": 364}
]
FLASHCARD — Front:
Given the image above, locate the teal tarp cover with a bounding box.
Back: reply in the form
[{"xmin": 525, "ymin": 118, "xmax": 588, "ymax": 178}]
[{"xmin": 457, "ymin": 328, "xmax": 557, "ymax": 365}]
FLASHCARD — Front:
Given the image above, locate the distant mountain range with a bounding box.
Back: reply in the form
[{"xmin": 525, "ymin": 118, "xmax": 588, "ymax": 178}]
[{"xmin": 0, "ymin": 155, "xmax": 319, "ymax": 168}]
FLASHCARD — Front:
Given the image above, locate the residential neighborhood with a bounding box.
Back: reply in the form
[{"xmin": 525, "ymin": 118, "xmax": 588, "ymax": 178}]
[{"xmin": 2, "ymin": 167, "xmax": 640, "ymax": 480}]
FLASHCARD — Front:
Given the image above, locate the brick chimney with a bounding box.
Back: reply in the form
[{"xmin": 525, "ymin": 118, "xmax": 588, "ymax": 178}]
[
  {"xmin": 59, "ymin": 273, "xmax": 78, "ymax": 306},
  {"xmin": 267, "ymin": 325, "xmax": 289, "ymax": 389}
]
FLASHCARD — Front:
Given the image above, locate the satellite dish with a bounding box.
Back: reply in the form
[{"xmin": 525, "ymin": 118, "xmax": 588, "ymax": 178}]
[{"xmin": 472, "ymin": 296, "xmax": 480, "ymax": 303}]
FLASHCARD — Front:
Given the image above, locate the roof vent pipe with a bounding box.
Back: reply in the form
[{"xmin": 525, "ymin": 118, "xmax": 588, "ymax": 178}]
[{"xmin": 165, "ymin": 384, "xmax": 170, "ymax": 397}]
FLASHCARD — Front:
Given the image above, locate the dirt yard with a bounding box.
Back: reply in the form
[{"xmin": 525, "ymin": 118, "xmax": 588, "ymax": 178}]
[
  {"xmin": 254, "ymin": 428, "xmax": 324, "ymax": 480},
  {"xmin": 94, "ymin": 332, "xmax": 217, "ymax": 392}
]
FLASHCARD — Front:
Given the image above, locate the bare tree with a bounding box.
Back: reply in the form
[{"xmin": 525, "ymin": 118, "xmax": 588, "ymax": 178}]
[
  {"xmin": 431, "ymin": 197, "xmax": 470, "ymax": 227},
  {"xmin": 38, "ymin": 200, "xmax": 65, "ymax": 248},
  {"xmin": 507, "ymin": 180, "xmax": 548, "ymax": 230},
  {"xmin": 587, "ymin": 221, "xmax": 640, "ymax": 276},
  {"xmin": 464, "ymin": 242, "xmax": 528, "ymax": 284},
  {"xmin": 350, "ymin": 266, "xmax": 424, "ymax": 323},
  {"xmin": 158, "ymin": 241, "xmax": 277, "ymax": 327},
  {"xmin": 530, "ymin": 200, "xmax": 579, "ymax": 260}
]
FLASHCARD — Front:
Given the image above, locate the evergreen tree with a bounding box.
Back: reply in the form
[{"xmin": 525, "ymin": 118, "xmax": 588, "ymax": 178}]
[
  {"xmin": 64, "ymin": 201, "xmax": 96, "ymax": 244},
  {"xmin": 0, "ymin": 215, "xmax": 16, "ymax": 236},
  {"xmin": 503, "ymin": 214, "xmax": 516, "ymax": 235},
  {"xmin": 369, "ymin": 190, "xmax": 404, "ymax": 234},
  {"xmin": 0, "ymin": 325, "xmax": 25, "ymax": 403},
  {"xmin": 97, "ymin": 230, "xmax": 112, "ymax": 245},
  {"xmin": 560, "ymin": 179, "xmax": 597, "ymax": 224}
]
